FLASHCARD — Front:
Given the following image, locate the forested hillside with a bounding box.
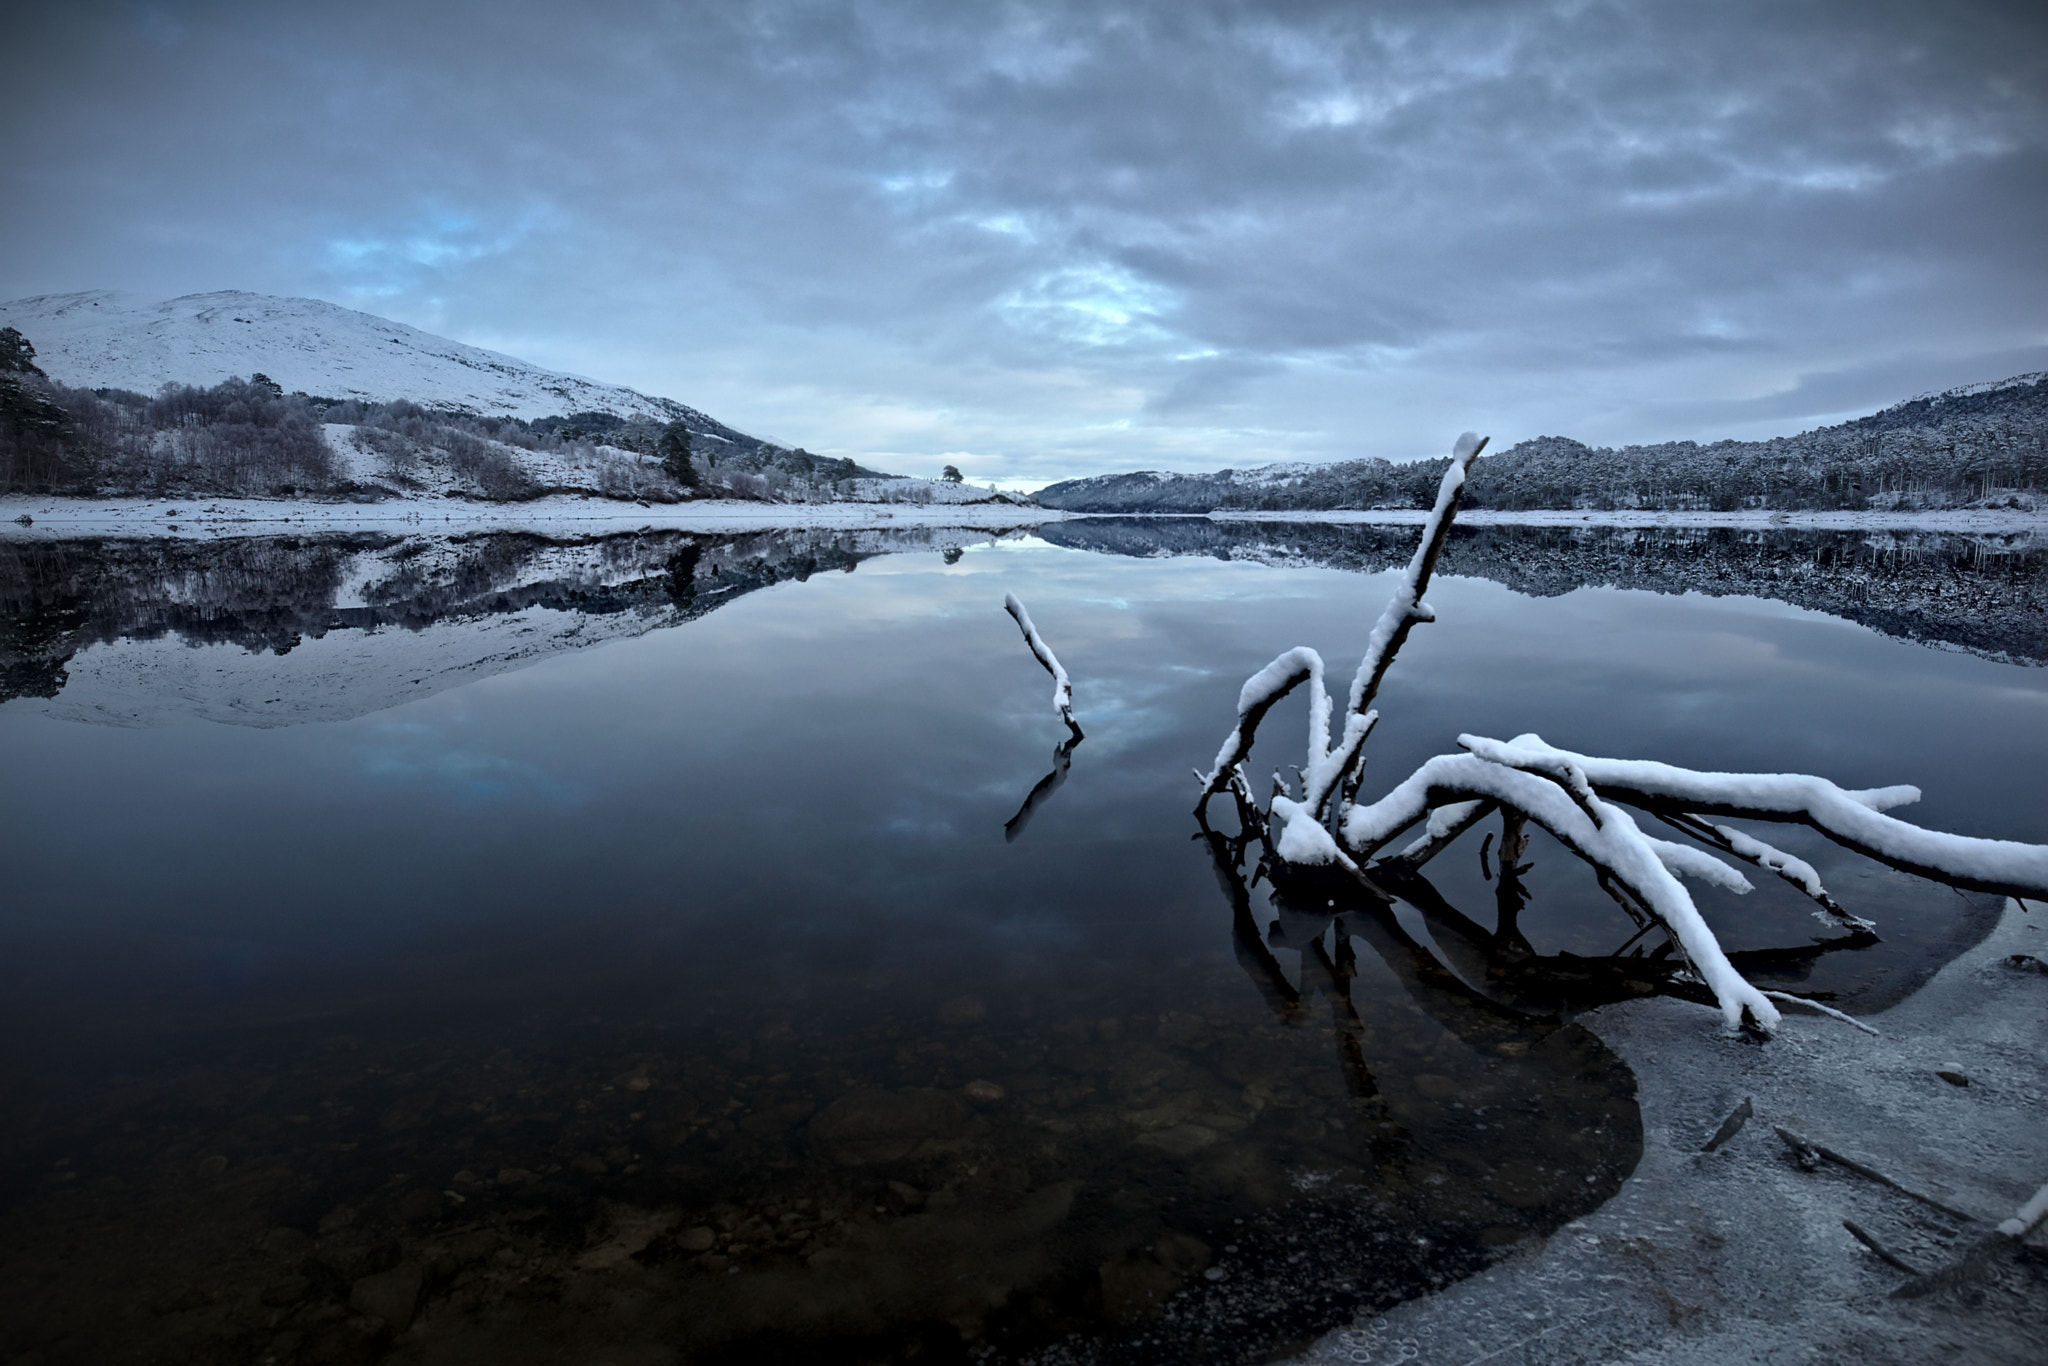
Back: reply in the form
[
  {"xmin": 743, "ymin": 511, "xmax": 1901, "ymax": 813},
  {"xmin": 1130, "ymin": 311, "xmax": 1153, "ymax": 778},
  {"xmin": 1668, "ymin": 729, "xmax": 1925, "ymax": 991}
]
[{"xmin": 1037, "ymin": 373, "xmax": 2048, "ymax": 513}]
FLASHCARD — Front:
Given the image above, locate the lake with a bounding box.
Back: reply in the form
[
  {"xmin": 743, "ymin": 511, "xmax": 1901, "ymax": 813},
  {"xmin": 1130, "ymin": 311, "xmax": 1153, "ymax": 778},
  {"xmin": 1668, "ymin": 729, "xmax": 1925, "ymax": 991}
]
[{"xmin": 0, "ymin": 520, "xmax": 2042, "ymax": 1364}]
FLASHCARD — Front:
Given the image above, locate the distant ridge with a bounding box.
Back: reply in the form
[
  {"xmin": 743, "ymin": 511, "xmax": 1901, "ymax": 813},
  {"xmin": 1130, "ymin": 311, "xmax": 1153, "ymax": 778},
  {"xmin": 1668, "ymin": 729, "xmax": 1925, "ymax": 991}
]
[
  {"xmin": 1037, "ymin": 372, "xmax": 2048, "ymax": 515},
  {"xmin": 0, "ymin": 289, "xmax": 718, "ymax": 427}
]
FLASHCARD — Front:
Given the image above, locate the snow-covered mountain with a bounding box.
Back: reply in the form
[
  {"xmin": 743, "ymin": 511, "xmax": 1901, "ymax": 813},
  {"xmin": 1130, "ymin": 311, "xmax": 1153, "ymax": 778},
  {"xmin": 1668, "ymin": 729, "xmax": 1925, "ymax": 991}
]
[{"xmin": 0, "ymin": 289, "xmax": 702, "ymax": 423}]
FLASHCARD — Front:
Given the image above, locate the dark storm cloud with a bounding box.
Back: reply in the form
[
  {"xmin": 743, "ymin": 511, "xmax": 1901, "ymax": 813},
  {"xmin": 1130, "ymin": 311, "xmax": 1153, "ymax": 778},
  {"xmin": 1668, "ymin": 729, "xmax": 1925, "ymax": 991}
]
[{"xmin": 4, "ymin": 0, "xmax": 2044, "ymax": 479}]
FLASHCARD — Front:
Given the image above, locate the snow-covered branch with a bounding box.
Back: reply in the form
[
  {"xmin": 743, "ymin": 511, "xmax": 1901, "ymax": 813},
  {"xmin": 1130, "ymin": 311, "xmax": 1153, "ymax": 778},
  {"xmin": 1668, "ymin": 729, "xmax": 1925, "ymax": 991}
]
[
  {"xmin": 1655, "ymin": 810, "xmax": 1871, "ymax": 930},
  {"xmin": 1197, "ymin": 431, "xmax": 1484, "ymax": 818},
  {"xmin": 1306, "ymin": 431, "xmax": 1487, "ymax": 818},
  {"xmin": 1498, "ymin": 736, "xmax": 2048, "ymax": 900},
  {"xmin": 1003, "ymin": 593, "xmax": 1078, "ymax": 732},
  {"xmin": 1335, "ymin": 749, "xmax": 1782, "ymax": 1028},
  {"xmin": 1189, "ymin": 423, "xmax": 2048, "ymax": 1038}
]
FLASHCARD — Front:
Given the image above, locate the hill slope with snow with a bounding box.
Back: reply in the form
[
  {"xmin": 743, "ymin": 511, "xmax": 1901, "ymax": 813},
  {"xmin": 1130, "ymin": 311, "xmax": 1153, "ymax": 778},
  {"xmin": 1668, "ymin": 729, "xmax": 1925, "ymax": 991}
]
[
  {"xmin": 1036, "ymin": 372, "xmax": 2048, "ymax": 515},
  {"xmin": 0, "ymin": 289, "xmax": 708, "ymax": 424}
]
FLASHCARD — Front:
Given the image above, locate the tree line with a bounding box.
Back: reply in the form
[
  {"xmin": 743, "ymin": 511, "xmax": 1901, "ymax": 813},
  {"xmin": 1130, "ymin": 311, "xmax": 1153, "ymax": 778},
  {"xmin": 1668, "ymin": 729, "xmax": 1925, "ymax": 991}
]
[{"xmin": 1035, "ymin": 374, "xmax": 2048, "ymax": 514}]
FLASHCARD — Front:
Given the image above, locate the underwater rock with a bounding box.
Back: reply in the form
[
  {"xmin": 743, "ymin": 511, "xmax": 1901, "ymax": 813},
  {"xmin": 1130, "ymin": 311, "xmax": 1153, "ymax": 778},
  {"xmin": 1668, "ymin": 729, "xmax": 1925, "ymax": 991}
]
[{"xmin": 807, "ymin": 1088, "xmax": 974, "ymax": 1166}]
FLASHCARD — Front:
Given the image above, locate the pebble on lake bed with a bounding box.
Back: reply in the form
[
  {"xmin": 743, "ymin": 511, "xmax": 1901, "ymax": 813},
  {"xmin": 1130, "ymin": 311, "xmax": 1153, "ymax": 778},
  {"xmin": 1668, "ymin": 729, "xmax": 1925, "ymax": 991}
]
[{"xmin": 964, "ymin": 1079, "xmax": 1006, "ymax": 1101}]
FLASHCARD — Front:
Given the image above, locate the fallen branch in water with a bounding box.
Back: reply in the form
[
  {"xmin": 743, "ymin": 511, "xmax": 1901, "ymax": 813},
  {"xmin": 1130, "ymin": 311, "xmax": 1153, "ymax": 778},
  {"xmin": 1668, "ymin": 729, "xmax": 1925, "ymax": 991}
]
[
  {"xmin": 1190, "ymin": 430, "xmax": 2048, "ymax": 1031},
  {"xmin": 1004, "ymin": 592, "xmax": 1079, "ymax": 735},
  {"xmin": 1005, "ymin": 730, "xmax": 1081, "ymax": 842}
]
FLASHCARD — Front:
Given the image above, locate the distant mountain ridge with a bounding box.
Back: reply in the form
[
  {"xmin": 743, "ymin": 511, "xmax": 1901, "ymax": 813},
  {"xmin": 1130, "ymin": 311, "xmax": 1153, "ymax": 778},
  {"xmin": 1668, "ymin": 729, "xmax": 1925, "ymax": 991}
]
[
  {"xmin": 1037, "ymin": 372, "xmax": 2048, "ymax": 515},
  {"xmin": 0, "ymin": 289, "xmax": 725, "ymax": 428}
]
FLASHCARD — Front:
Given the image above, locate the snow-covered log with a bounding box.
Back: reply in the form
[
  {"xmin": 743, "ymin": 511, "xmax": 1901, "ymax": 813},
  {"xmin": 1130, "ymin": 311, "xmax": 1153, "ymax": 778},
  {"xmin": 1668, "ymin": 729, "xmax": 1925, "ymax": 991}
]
[
  {"xmin": 1189, "ymin": 423, "xmax": 2048, "ymax": 1038},
  {"xmin": 1335, "ymin": 749, "xmax": 1782, "ymax": 1029},
  {"xmin": 1645, "ymin": 837, "xmax": 1755, "ymax": 894},
  {"xmin": 1197, "ymin": 646, "xmax": 1327, "ymax": 805},
  {"xmin": 1003, "ymin": 593, "xmax": 1078, "ymax": 732},
  {"xmin": 1497, "ymin": 735, "xmax": 2048, "ymax": 900}
]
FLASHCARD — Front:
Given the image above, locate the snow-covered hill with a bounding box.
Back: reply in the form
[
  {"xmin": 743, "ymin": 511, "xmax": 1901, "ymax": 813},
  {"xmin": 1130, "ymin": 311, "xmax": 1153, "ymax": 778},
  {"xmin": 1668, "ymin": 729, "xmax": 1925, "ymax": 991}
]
[
  {"xmin": 1036, "ymin": 371, "xmax": 2048, "ymax": 514},
  {"xmin": 0, "ymin": 289, "xmax": 705, "ymax": 423}
]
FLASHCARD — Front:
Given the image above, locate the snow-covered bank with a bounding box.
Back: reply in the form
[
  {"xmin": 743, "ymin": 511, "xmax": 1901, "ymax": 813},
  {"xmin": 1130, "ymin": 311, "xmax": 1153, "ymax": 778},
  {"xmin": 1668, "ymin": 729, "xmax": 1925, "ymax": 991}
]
[
  {"xmin": 1214, "ymin": 506, "xmax": 2048, "ymax": 534},
  {"xmin": 0, "ymin": 493, "xmax": 1065, "ymax": 540},
  {"xmin": 1299, "ymin": 897, "xmax": 2048, "ymax": 1365}
]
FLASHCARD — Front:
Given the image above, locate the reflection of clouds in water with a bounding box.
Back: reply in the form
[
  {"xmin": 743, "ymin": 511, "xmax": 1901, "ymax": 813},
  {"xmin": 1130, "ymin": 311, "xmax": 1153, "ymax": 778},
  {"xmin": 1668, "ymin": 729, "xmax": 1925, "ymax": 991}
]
[{"xmin": 362, "ymin": 725, "xmax": 585, "ymax": 807}]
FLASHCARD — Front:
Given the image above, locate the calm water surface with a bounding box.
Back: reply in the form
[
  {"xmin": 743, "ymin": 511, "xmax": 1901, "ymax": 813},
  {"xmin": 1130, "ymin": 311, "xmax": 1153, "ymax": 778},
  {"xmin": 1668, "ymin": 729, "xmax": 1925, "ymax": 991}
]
[{"xmin": 0, "ymin": 523, "xmax": 2041, "ymax": 1364}]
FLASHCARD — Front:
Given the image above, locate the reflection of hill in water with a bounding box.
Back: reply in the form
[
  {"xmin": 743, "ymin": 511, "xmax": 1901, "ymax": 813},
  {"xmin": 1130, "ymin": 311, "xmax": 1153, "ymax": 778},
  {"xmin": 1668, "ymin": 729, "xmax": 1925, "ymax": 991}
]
[
  {"xmin": 0, "ymin": 527, "xmax": 993, "ymax": 724},
  {"xmin": 1038, "ymin": 518, "xmax": 2048, "ymax": 666}
]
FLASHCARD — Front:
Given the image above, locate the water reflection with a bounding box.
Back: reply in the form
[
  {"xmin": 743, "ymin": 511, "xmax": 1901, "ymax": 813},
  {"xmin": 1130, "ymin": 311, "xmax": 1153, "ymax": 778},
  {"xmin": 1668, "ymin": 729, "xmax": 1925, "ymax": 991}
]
[
  {"xmin": 1038, "ymin": 518, "xmax": 2048, "ymax": 665},
  {"xmin": 0, "ymin": 526, "xmax": 1003, "ymax": 723},
  {"xmin": 0, "ymin": 522, "xmax": 2039, "ymax": 1363},
  {"xmin": 1004, "ymin": 729, "xmax": 1083, "ymax": 842}
]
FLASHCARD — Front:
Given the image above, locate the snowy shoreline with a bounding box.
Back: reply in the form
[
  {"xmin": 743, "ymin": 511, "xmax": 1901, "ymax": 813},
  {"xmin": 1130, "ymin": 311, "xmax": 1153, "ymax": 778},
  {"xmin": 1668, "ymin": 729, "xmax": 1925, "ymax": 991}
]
[
  {"xmin": 0, "ymin": 493, "xmax": 1067, "ymax": 540},
  {"xmin": 1300, "ymin": 896, "xmax": 2048, "ymax": 1365},
  {"xmin": 7, "ymin": 494, "xmax": 2046, "ymax": 541},
  {"xmin": 1213, "ymin": 506, "xmax": 2048, "ymax": 534}
]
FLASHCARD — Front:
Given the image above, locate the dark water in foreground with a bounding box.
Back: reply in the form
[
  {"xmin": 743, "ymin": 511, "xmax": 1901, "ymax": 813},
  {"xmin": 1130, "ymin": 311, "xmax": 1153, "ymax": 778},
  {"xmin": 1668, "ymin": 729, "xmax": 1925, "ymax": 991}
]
[{"xmin": 0, "ymin": 523, "xmax": 2041, "ymax": 1364}]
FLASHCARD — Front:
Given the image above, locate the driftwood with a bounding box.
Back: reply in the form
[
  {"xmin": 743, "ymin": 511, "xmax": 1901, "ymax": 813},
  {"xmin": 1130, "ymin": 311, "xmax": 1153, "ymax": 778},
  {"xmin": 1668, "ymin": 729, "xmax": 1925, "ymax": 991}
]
[
  {"xmin": 1004, "ymin": 592, "xmax": 1079, "ymax": 736},
  {"xmin": 1190, "ymin": 430, "xmax": 2048, "ymax": 1031}
]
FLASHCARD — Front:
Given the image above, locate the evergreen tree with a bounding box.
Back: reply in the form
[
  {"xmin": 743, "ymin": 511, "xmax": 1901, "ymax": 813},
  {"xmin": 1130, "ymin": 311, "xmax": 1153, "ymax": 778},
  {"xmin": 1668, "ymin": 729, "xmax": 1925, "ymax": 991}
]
[
  {"xmin": 0, "ymin": 328, "xmax": 75, "ymax": 492},
  {"xmin": 658, "ymin": 421, "xmax": 699, "ymax": 489},
  {"xmin": 941, "ymin": 464, "xmax": 963, "ymax": 483},
  {"xmin": 0, "ymin": 327, "xmax": 45, "ymax": 377}
]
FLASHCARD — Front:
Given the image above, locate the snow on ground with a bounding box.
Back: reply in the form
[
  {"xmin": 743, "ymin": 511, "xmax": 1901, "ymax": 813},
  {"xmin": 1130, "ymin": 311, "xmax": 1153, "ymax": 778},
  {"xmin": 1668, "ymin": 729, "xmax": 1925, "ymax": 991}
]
[
  {"xmin": 1295, "ymin": 896, "xmax": 2048, "ymax": 1366},
  {"xmin": 1215, "ymin": 507, "xmax": 2048, "ymax": 534},
  {"xmin": 0, "ymin": 290, "xmax": 690, "ymax": 421},
  {"xmin": 0, "ymin": 493, "xmax": 1065, "ymax": 540}
]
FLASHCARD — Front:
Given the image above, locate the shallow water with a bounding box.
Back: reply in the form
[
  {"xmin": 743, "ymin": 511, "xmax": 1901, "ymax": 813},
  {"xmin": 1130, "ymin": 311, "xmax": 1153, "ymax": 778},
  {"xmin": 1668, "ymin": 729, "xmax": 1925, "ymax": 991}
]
[{"xmin": 0, "ymin": 524, "xmax": 2041, "ymax": 1364}]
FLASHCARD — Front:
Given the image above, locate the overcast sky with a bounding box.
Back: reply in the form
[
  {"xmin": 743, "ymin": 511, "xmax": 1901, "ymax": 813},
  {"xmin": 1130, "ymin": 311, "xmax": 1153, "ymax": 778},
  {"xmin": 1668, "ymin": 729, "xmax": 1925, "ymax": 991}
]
[{"xmin": 4, "ymin": 1, "xmax": 2044, "ymax": 483}]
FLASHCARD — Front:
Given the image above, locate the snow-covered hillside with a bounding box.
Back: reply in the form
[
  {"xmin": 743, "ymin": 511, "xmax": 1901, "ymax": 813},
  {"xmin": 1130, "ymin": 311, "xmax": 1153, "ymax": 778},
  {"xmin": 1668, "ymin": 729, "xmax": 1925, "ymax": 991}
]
[
  {"xmin": 0, "ymin": 289, "xmax": 1040, "ymax": 505},
  {"xmin": 0, "ymin": 289, "xmax": 706, "ymax": 423}
]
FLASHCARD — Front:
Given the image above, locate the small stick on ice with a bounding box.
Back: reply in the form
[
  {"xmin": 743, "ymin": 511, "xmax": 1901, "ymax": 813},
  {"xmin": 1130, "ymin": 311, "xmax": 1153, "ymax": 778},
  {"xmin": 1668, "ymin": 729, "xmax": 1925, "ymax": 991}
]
[
  {"xmin": 1772, "ymin": 1125, "xmax": 1976, "ymax": 1222},
  {"xmin": 1701, "ymin": 1096, "xmax": 1754, "ymax": 1153},
  {"xmin": 1843, "ymin": 1220, "xmax": 1925, "ymax": 1276},
  {"xmin": 1760, "ymin": 990, "xmax": 1880, "ymax": 1036},
  {"xmin": 1004, "ymin": 593, "xmax": 1079, "ymax": 734}
]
